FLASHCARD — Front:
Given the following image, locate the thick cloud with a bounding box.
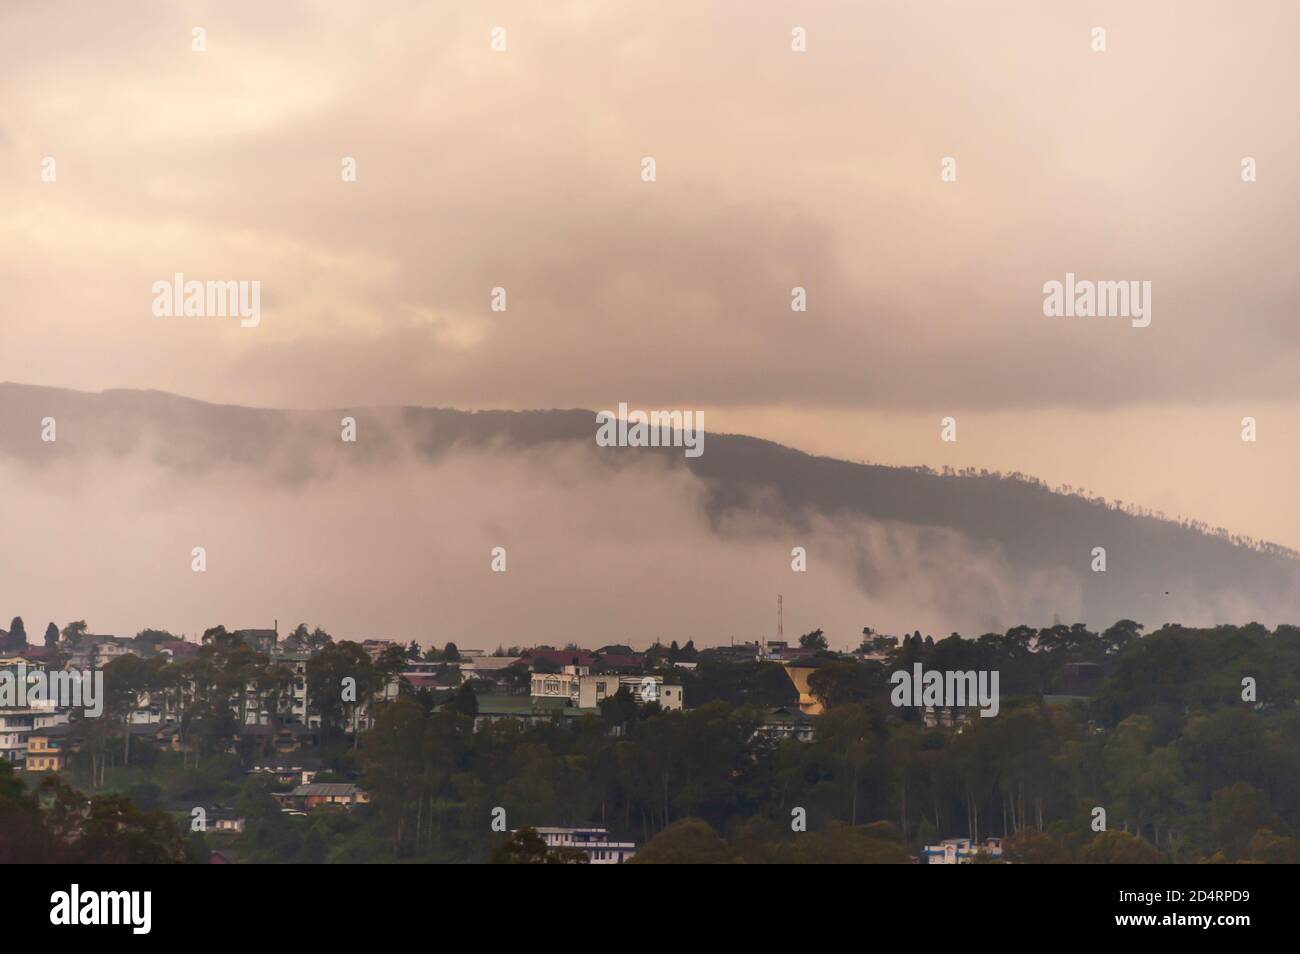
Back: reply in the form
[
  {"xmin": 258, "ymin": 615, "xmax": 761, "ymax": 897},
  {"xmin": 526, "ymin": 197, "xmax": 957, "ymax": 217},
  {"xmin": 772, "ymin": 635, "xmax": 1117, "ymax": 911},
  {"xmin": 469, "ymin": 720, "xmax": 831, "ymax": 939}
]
[
  {"xmin": 0, "ymin": 432, "xmax": 1080, "ymax": 648},
  {"xmin": 1, "ymin": 2, "xmax": 1296, "ymax": 564}
]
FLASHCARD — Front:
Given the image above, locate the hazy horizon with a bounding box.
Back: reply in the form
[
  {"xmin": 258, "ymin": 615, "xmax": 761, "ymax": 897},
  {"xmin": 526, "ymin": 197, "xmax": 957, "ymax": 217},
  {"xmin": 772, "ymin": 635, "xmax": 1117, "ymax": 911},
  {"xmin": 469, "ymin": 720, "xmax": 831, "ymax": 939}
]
[{"xmin": 4, "ymin": 0, "xmax": 1298, "ymax": 645}]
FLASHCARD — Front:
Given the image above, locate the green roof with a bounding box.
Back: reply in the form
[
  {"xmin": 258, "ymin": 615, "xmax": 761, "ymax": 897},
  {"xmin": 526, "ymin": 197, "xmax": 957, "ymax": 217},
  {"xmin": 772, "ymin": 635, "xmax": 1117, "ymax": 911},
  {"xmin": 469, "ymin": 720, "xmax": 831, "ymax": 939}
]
[{"xmin": 471, "ymin": 694, "xmax": 592, "ymax": 717}]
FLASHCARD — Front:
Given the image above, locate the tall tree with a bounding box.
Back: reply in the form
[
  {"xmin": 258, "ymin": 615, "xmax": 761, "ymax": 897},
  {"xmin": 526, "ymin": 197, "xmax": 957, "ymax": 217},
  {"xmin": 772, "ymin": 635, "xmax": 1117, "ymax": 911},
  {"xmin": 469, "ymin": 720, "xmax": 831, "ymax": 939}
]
[{"xmin": 60, "ymin": 620, "xmax": 88, "ymax": 645}]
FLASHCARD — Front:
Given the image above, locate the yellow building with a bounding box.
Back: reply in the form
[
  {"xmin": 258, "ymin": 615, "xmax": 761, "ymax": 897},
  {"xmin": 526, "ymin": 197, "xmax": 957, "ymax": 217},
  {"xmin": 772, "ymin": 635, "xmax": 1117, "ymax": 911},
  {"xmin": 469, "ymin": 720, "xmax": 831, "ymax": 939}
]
[{"xmin": 25, "ymin": 725, "xmax": 74, "ymax": 772}]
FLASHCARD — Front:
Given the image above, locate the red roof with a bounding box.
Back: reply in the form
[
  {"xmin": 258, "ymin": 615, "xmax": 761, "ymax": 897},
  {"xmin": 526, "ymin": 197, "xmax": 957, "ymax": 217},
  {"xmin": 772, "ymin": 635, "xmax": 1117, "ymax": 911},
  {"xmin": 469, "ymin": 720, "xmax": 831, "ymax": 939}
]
[
  {"xmin": 595, "ymin": 654, "xmax": 644, "ymax": 669},
  {"xmin": 402, "ymin": 674, "xmax": 441, "ymax": 689}
]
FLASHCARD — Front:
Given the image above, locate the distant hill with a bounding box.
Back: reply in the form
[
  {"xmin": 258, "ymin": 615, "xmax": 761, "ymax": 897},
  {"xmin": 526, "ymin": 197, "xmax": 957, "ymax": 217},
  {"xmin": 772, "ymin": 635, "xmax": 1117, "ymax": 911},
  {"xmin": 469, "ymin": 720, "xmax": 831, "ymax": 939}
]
[{"xmin": 1, "ymin": 382, "xmax": 1296, "ymax": 636}]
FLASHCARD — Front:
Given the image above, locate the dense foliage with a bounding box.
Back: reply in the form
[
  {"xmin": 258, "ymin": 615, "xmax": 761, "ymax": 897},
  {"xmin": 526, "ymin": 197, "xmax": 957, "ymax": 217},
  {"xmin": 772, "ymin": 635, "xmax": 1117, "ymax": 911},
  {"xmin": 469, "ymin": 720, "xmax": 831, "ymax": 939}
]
[{"xmin": 5, "ymin": 620, "xmax": 1298, "ymax": 863}]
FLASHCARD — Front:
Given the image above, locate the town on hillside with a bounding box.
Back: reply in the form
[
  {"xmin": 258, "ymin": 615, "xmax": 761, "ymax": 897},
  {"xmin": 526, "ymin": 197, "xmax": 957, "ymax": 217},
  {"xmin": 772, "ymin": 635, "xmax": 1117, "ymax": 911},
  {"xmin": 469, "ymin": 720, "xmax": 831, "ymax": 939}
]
[{"xmin": 0, "ymin": 614, "xmax": 1296, "ymax": 865}]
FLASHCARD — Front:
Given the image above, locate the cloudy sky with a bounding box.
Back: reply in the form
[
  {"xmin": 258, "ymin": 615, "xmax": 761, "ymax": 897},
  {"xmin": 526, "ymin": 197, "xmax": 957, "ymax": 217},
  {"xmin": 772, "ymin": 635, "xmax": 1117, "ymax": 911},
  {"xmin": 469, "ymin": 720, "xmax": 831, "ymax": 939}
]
[{"xmin": 2, "ymin": 0, "xmax": 1298, "ymax": 553}]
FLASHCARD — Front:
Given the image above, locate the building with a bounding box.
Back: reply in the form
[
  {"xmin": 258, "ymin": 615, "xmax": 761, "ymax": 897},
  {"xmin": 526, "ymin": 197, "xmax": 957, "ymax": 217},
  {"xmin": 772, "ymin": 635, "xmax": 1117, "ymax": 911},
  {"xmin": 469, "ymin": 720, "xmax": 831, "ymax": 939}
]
[
  {"xmin": 529, "ymin": 827, "xmax": 637, "ymax": 864},
  {"xmin": 209, "ymin": 809, "xmax": 246, "ymax": 833},
  {"xmin": 754, "ymin": 706, "xmax": 816, "ymax": 743},
  {"xmin": 67, "ymin": 635, "xmax": 138, "ymax": 670},
  {"xmin": 248, "ymin": 754, "xmax": 323, "ymax": 787},
  {"xmin": 922, "ymin": 837, "xmax": 1004, "ymax": 864},
  {"xmin": 922, "ymin": 706, "xmax": 973, "ymax": 729},
  {"xmin": 273, "ymin": 651, "xmax": 316, "ymax": 727},
  {"xmin": 0, "ymin": 707, "xmax": 69, "ymax": 768},
  {"xmin": 457, "ymin": 656, "xmax": 523, "ymax": 680},
  {"xmin": 274, "ymin": 783, "xmax": 369, "ymax": 811},
  {"xmin": 25, "ymin": 723, "xmax": 77, "ymax": 772},
  {"xmin": 531, "ymin": 666, "xmax": 585, "ymax": 702},
  {"xmin": 531, "ymin": 667, "xmax": 684, "ymax": 711},
  {"xmin": 468, "ymin": 694, "xmax": 588, "ymax": 732}
]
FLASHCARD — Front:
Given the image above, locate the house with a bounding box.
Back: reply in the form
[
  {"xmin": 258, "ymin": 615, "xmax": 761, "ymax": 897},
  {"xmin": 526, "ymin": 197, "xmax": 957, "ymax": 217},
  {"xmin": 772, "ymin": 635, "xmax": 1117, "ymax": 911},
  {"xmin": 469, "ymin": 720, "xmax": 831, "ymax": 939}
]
[
  {"xmin": 531, "ymin": 668, "xmax": 684, "ymax": 711},
  {"xmin": 922, "ymin": 837, "xmax": 1004, "ymax": 864},
  {"xmin": 923, "ymin": 706, "xmax": 973, "ymax": 729},
  {"xmin": 0, "ymin": 707, "xmax": 69, "ymax": 768},
  {"xmin": 10, "ymin": 645, "xmax": 53, "ymax": 664},
  {"xmin": 528, "ymin": 827, "xmax": 637, "ymax": 864},
  {"xmin": 25, "ymin": 723, "xmax": 78, "ymax": 772},
  {"xmin": 209, "ymin": 808, "xmax": 245, "ymax": 833},
  {"xmin": 247, "ymin": 754, "xmax": 323, "ymax": 787},
  {"xmin": 457, "ymin": 656, "xmax": 523, "ymax": 680},
  {"xmin": 232, "ymin": 722, "xmax": 319, "ymax": 754},
  {"xmin": 466, "ymin": 694, "xmax": 589, "ymax": 732},
  {"xmin": 531, "ymin": 665, "xmax": 586, "ymax": 703},
  {"xmin": 592, "ymin": 646, "xmax": 645, "ymax": 670},
  {"xmin": 67, "ymin": 635, "xmax": 138, "ymax": 669},
  {"xmin": 754, "ymin": 706, "xmax": 816, "ymax": 743},
  {"xmin": 274, "ymin": 782, "xmax": 369, "ymax": 811},
  {"xmin": 171, "ymin": 804, "xmax": 246, "ymax": 833}
]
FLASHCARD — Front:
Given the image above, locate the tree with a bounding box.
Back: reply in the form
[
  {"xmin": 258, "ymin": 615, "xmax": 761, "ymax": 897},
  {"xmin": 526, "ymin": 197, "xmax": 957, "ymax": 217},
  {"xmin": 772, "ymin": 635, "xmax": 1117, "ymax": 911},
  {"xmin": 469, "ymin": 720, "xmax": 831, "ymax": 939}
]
[
  {"xmin": 629, "ymin": 818, "xmax": 731, "ymax": 864},
  {"xmin": 1081, "ymin": 830, "xmax": 1164, "ymax": 864},
  {"xmin": 61, "ymin": 620, "xmax": 88, "ymax": 645},
  {"xmin": 133, "ymin": 629, "xmax": 176, "ymax": 649},
  {"xmin": 452, "ymin": 682, "xmax": 479, "ymax": 718},
  {"xmin": 488, "ymin": 827, "xmax": 588, "ymax": 864},
  {"xmin": 43, "ymin": 623, "xmax": 58, "ymax": 649},
  {"xmin": 784, "ymin": 823, "xmax": 912, "ymax": 864},
  {"xmin": 1004, "ymin": 830, "xmax": 1068, "ymax": 864},
  {"xmin": 306, "ymin": 641, "xmax": 376, "ymax": 748},
  {"xmin": 799, "ymin": 629, "xmax": 828, "ymax": 651},
  {"xmin": 1210, "ymin": 782, "xmax": 1276, "ymax": 862},
  {"xmin": 283, "ymin": 623, "xmax": 310, "ymax": 653},
  {"xmin": 1248, "ymin": 829, "xmax": 1300, "ymax": 863},
  {"xmin": 6, "ymin": 617, "xmax": 26, "ymax": 651}
]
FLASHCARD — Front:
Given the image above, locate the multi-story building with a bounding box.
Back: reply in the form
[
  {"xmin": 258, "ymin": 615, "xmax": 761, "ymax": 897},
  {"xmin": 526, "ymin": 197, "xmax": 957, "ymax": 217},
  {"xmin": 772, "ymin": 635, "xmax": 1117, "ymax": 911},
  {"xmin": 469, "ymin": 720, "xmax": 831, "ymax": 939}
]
[
  {"xmin": 531, "ymin": 666, "xmax": 683, "ymax": 711},
  {"xmin": 25, "ymin": 723, "xmax": 75, "ymax": 772},
  {"xmin": 0, "ymin": 707, "xmax": 69, "ymax": 768},
  {"xmin": 754, "ymin": 706, "xmax": 816, "ymax": 743},
  {"xmin": 529, "ymin": 827, "xmax": 637, "ymax": 864}
]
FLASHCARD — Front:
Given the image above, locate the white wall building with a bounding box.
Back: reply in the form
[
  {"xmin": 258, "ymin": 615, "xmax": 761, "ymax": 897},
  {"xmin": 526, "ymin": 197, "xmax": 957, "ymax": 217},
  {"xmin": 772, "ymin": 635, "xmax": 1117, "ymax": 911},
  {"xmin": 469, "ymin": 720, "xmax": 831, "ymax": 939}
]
[
  {"xmin": 922, "ymin": 837, "xmax": 1004, "ymax": 864},
  {"xmin": 530, "ymin": 827, "xmax": 637, "ymax": 864},
  {"xmin": 531, "ymin": 667, "xmax": 683, "ymax": 711}
]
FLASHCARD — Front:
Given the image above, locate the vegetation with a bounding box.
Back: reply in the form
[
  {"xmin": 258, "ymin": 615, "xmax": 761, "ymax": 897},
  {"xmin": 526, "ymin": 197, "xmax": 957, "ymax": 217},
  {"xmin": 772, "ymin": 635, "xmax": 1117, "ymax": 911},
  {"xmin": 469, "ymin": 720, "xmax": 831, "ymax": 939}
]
[{"xmin": 3, "ymin": 619, "xmax": 1298, "ymax": 863}]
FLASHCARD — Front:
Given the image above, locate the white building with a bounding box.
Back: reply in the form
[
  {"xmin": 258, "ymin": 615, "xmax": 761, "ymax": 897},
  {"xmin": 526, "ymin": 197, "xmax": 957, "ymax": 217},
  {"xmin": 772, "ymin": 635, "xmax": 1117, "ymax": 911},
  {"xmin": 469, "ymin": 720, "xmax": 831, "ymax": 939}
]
[
  {"xmin": 531, "ymin": 667, "xmax": 683, "ymax": 711},
  {"xmin": 0, "ymin": 707, "xmax": 69, "ymax": 767},
  {"xmin": 531, "ymin": 827, "xmax": 637, "ymax": 864},
  {"xmin": 922, "ymin": 837, "xmax": 1004, "ymax": 864}
]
